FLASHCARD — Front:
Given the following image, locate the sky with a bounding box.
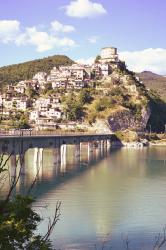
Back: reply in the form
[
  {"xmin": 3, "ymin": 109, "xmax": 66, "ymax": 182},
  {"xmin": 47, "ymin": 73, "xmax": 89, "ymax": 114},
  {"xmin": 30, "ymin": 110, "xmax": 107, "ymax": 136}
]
[{"xmin": 0, "ymin": 0, "xmax": 166, "ymax": 74}]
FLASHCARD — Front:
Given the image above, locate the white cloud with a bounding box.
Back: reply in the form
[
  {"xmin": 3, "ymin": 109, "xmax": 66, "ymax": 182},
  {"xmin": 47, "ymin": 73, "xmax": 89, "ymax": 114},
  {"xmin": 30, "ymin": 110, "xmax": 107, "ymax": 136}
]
[
  {"xmin": 0, "ymin": 19, "xmax": 76, "ymax": 52},
  {"xmin": 88, "ymin": 36, "xmax": 98, "ymax": 44},
  {"xmin": 0, "ymin": 20, "xmax": 20, "ymax": 43},
  {"xmin": 16, "ymin": 27, "xmax": 75, "ymax": 52},
  {"xmin": 65, "ymin": 0, "xmax": 107, "ymax": 18},
  {"xmin": 76, "ymin": 57, "xmax": 95, "ymax": 65},
  {"xmin": 51, "ymin": 20, "xmax": 75, "ymax": 33},
  {"xmin": 119, "ymin": 48, "xmax": 166, "ymax": 74}
]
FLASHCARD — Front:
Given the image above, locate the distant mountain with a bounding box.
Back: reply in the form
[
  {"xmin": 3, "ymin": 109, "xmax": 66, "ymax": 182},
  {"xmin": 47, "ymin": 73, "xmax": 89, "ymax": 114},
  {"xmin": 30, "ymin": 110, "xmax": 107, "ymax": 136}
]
[
  {"xmin": 136, "ymin": 71, "xmax": 166, "ymax": 101},
  {"xmin": 0, "ymin": 55, "xmax": 74, "ymax": 89}
]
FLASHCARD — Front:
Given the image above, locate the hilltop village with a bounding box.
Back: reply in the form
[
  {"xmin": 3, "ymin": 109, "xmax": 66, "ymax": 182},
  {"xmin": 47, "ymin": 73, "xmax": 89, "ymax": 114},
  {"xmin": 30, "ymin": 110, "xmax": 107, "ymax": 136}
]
[{"xmin": 0, "ymin": 47, "xmax": 150, "ymax": 132}]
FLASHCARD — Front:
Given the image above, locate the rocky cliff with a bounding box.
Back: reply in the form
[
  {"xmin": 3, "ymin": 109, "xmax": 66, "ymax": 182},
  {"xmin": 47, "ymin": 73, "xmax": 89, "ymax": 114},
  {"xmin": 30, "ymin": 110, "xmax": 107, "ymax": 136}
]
[{"xmin": 107, "ymin": 106, "xmax": 151, "ymax": 132}]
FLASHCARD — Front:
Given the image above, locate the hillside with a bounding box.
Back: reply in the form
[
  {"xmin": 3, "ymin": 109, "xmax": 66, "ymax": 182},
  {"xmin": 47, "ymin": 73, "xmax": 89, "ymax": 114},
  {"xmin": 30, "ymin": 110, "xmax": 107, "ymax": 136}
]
[
  {"xmin": 0, "ymin": 55, "xmax": 74, "ymax": 89},
  {"xmin": 1, "ymin": 54, "xmax": 166, "ymax": 133},
  {"xmin": 136, "ymin": 71, "xmax": 166, "ymax": 101},
  {"xmin": 84, "ymin": 68, "xmax": 166, "ymax": 133},
  {"xmin": 87, "ymin": 67, "xmax": 151, "ymax": 132}
]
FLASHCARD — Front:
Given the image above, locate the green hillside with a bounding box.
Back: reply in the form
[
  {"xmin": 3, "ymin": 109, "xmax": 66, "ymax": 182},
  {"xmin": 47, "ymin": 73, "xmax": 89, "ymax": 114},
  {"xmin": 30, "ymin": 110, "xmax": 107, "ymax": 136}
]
[{"xmin": 0, "ymin": 55, "xmax": 74, "ymax": 88}]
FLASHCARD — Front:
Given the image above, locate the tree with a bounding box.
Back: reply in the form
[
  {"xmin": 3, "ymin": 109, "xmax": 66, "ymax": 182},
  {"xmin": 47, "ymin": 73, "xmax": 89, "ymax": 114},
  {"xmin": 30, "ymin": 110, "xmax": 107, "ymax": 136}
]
[
  {"xmin": 95, "ymin": 55, "xmax": 101, "ymax": 64},
  {"xmin": 17, "ymin": 118, "xmax": 31, "ymax": 129},
  {"xmin": 0, "ymin": 150, "xmax": 61, "ymax": 249},
  {"xmin": 12, "ymin": 113, "xmax": 31, "ymax": 129},
  {"xmin": 78, "ymin": 89, "xmax": 93, "ymax": 105},
  {"xmin": 12, "ymin": 101, "xmax": 17, "ymax": 109},
  {"xmin": 63, "ymin": 93, "xmax": 84, "ymax": 121},
  {"xmin": 66, "ymin": 102, "xmax": 84, "ymax": 121},
  {"xmin": 0, "ymin": 55, "xmax": 74, "ymax": 87},
  {"xmin": 87, "ymin": 112, "xmax": 96, "ymax": 125},
  {"xmin": 44, "ymin": 82, "xmax": 53, "ymax": 92},
  {"xmin": 25, "ymin": 87, "xmax": 38, "ymax": 99}
]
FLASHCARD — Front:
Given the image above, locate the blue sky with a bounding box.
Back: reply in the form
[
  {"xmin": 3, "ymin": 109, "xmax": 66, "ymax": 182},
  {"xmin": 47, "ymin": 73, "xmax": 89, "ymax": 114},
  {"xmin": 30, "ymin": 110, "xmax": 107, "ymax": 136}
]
[{"xmin": 0, "ymin": 0, "xmax": 166, "ymax": 73}]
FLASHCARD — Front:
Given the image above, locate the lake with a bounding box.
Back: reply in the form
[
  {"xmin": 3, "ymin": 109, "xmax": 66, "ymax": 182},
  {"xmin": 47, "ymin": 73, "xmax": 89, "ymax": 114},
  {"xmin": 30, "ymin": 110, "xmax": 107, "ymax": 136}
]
[{"xmin": 11, "ymin": 145, "xmax": 166, "ymax": 249}]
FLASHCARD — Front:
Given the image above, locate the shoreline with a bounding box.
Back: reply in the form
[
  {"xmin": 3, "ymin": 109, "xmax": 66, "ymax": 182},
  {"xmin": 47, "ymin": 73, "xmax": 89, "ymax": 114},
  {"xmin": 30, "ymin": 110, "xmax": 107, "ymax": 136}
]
[
  {"xmin": 112, "ymin": 141, "xmax": 166, "ymax": 148},
  {"xmin": 149, "ymin": 142, "xmax": 166, "ymax": 146}
]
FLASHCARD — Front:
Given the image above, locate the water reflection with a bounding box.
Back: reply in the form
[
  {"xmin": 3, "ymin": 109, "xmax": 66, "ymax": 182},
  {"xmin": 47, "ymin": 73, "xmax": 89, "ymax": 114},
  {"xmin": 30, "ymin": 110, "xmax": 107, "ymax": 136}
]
[
  {"xmin": 35, "ymin": 147, "xmax": 166, "ymax": 250},
  {"xmin": 4, "ymin": 143, "xmax": 108, "ymax": 198},
  {"xmin": 3, "ymin": 146, "xmax": 166, "ymax": 249}
]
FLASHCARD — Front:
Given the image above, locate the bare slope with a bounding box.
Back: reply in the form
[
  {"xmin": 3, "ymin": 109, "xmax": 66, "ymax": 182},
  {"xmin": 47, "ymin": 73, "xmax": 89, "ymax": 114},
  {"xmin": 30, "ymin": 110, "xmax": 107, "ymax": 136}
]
[{"xmin": 136, "ymin": 71, "xmax": 166, "ymax": 101}]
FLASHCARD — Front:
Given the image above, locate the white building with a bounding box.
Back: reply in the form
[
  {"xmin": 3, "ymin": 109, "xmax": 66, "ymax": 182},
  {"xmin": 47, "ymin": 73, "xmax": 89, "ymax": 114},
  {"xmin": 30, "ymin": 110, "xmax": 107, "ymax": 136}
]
[
  {"xmin": 47, "ymin": 108, "xmax": 62, "ymax": 119},
  {"xmin": 16, "ymin": 100, "xmax": 28, "ymax": 111},
  {"xmin": 70, "ymin": 64, "xmax": 86, "ymax": 80},
  {"xmin": 14, "ymin": 83, "xmax": 25, "ymax": 94},
  {"xmin": 100, "ymin": 64, "xmax": 112, "ymax": 76},
  {"xmin": 29, "ymin": 110, "xmax": 40, "ymax": 121},
  {"xmin": 3, "ymin": 100, "xmax": 13, "ymax": 109},
  {"xmin": 35, "ymin": 98, "xmax": 51, "ymax": 110},
  {"xmin": 74, "ymin": 80, "xmax": 85, "ymax": 89},
  {"xmin": 52, "ymin": 81, "xmax": 60, "ymax": 89},
  {"xmin": 33, "ymin": 72, "xmax": 47, "ymax": 82}
]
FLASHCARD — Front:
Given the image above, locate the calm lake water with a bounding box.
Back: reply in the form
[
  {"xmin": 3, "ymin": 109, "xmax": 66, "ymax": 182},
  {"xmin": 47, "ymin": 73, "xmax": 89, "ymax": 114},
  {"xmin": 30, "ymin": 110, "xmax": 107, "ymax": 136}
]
[{"xmin": 10, "ymin": 145, "xmax": 166, "ymax": 249}]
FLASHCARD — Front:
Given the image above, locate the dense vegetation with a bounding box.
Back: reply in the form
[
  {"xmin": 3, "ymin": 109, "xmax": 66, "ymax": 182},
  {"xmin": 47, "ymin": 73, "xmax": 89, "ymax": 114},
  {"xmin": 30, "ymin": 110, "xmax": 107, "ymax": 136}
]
[
  {"xmin": 0, "ymin": 55, "xmax": 74, "ymax": 89},
  {"xmin": 63, "ymin": 89, "xmax": 93, "ymax": 121}
]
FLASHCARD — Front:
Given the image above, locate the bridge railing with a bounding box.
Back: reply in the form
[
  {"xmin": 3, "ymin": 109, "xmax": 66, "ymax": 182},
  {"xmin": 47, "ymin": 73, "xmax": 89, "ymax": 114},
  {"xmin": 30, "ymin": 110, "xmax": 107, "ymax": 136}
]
[{"xmin": 0, "ymin": 129, "xmax": 112, "ymax": 137}]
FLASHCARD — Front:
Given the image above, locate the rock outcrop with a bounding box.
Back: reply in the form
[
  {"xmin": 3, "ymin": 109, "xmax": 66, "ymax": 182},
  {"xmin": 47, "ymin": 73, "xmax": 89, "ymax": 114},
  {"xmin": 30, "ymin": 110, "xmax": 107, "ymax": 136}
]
[{"xmin": 108, "ymin": 106, "xmax": 151, "ymax": 132}]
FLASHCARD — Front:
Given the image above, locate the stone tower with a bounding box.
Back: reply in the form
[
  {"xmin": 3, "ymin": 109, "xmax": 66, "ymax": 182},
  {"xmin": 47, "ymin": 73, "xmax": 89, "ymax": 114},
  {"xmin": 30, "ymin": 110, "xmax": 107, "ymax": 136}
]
[{"xmin": 100, "ymin": 47, "xmax": 119, "ymax": 63}]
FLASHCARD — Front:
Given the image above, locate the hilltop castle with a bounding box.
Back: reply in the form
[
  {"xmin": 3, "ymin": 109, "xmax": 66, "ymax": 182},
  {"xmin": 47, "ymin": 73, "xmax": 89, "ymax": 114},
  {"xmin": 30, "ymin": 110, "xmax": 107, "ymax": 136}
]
[{"xmin": 100, "ymin": 47, "xmax": 119, "ymax": 63}]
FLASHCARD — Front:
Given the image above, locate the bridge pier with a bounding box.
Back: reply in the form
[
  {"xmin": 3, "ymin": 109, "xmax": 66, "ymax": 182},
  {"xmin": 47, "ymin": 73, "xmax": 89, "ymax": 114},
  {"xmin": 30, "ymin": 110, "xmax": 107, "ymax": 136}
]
[
  {"xmin": 98, "ymin": 139, "xmax": 108, "ymax": 158},
  {"xmin": 53, "ymin": 147, "xmax": 61, "ymax": 165},
  {"xmin": 75, "ymin": 143, "xmax": 80, "ymax": 157},
  {"xmin": 79, "ymin": 142, "xmax": 83, "ymax": 162},
  {"xmin": 98, "ymin": 140, "xmax": 103, "ymax": 158},
  {"xmin": 38, "ymin": 148, "xmax": 43, "ymax": 169},
  {"xmin": 88, "ymin": 141, "xmax": 94, "ymax": 163},
  {"xmin": 94, "ymin": 141, "xmax": 100, "ymax": 160},
  {"xmin": 10, "ymin": 154, "xmax": 17, "ymax": 178},
  {"xmin": 104, "ymin": 140, "xmax": 108, "ymax": 156},
  {"xmin": 19, "ymin": 153, "xmax": 26, "ymax": 175},
  {"xmin": 73, "ymin": 143, "xmax": 81, "ymax": 165},
  {"xmin": 34, "ymin": 148, "xmax": 39, "ymax": 166},
  {"xmin": 34, "ymin": 148, "xmax": 43, "ymax": 173},
  {"xmin": 107, "ymin": 139, "xmax": 111, "ymax": 149},
  {"xmin": 61, "ymin": 144, "xmax": 67, "ymax": 173}
]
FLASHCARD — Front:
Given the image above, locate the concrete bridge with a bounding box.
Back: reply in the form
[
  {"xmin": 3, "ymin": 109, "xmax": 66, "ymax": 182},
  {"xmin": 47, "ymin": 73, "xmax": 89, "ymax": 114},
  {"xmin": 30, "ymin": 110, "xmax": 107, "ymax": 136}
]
[
  {"xmin": 0, "ymin": 132, "xmax": 120, "ymax": 175},
  {"xmin": 0, "ymin": 132, "xmax": 116, "ymax": 153}
]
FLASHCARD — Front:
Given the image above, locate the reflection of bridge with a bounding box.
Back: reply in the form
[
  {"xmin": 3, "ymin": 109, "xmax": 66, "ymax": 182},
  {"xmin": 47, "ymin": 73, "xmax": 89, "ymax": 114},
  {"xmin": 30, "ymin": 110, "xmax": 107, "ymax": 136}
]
[
  {"xmin": 0, "ymin": 133, "xmax": 119, "ymax": 176},
  {"xmin": 16, "ymin": 145, "xmax": 110, "ymax": 198}
]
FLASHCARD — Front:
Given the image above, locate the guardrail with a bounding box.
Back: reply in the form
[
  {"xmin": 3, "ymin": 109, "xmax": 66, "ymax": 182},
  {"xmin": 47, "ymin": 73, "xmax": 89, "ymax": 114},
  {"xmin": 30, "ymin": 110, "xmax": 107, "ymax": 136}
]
[{"xmin": 0, "ymin": 129, "xmax": 112, "ymax": 137}]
